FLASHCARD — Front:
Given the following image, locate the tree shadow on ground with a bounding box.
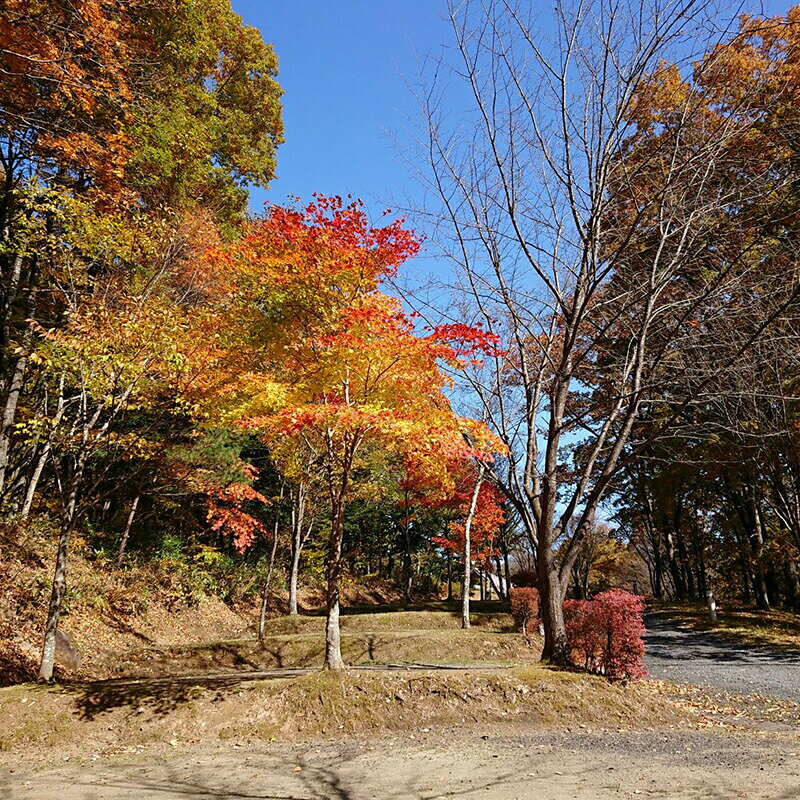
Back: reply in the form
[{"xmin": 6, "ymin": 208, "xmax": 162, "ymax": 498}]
[
  {"xmin": 67, "ymin": 663, "xmax": 506, "ymax": 720},
  {"xmin": 645, "ymin": 614, "xmax": 800, "ymax": 665},
  {"xmin": 39, "ymin": 744, "xmax": 800, "ymax": 800},
  {"xmin": 72, "ymin": 748, "xmax": 524, "ymax": 800},
  {"xmin": 68, "ymin": 668, "xmax": 315, "ymax": 719}
]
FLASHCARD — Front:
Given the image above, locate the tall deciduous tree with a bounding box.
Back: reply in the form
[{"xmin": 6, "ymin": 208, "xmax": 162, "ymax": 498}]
[{"xmin": 417, "ymin": 0, "xmax": 800, "ymax": 664}]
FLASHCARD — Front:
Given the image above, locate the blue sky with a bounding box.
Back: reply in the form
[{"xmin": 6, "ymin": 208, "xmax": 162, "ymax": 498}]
[
  {"xmin": 231, "ymin": 1, "xmax": 453, "ymax": 217},
  {"xmin": 233, "ymin": 1, "xmax": 792, "ymax": 215},
  {"xmin": 231, "ymin": 0, "xmax": 793, "ymax": 269}
]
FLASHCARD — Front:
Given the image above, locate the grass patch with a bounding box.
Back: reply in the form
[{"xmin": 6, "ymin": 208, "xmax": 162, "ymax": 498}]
[
  {"xmin": 0, "ymin": 684, "xmax": 75, "ymax": 751},
  {"xmin": 116, "ymin": 605, "xmax": 529, "ymax": 677},
  {"xmin": 131, "ymin": 627, "xmax": 538, "ymax": 675}
]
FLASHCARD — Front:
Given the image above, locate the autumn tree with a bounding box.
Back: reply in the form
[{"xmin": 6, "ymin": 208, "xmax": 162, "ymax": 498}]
[
  {"xmin": 0, "ymin": 1, "xmax": 284, "ymax": 680},
  {"xmin": 416, "ymin": 0, "xmax": 800, "ymax": 664},
  {"xmin": 609, "ymin": 6, "xmax": 800, "ymax": 609},
  {"xmin": 200, "ymin": 197, "xmax": 501, "ymax": 669}
]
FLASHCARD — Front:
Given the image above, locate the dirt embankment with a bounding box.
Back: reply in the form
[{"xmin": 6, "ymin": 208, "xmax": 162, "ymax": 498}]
[
  {"xmin": 0, "ymin": 522, "xmax": 403, "ymax": 683},
  {"xmin": 0, "ymin": 666, "xmax": 695, "ymax": 759}
]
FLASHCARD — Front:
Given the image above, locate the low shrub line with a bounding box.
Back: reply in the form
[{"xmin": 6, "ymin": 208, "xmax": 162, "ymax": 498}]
[{"xmin": 510, "ymin": 587, "xmax": 646, "ymax": 680}]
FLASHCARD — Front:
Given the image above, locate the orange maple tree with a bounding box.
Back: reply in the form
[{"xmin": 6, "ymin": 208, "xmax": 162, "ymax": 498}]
[{"xmin": 196, "ymin": 196, "xmax": 503, "ymax": 668}]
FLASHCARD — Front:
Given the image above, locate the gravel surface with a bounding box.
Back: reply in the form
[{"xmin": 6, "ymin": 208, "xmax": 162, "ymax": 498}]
[
  {"xmin": 5, "ymin": 731, "xmax": 798, "ymax": 799},
  {"xmin": 645, "ymin": 614, "xmax": 800, "ymax": 702}
]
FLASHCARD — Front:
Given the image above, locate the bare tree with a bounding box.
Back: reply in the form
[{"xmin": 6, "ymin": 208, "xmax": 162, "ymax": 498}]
[{"xmin": 412, "ymin": 0, "xmax": 790, "ymax": 663}]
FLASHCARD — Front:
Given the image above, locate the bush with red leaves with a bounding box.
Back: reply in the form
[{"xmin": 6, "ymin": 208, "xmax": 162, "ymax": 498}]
[
  {"xmin": 510, "ymin": 587, "xmax": 539, "ymax": 645},
  {"xmin": 564, "ymin": 589, "xmax": 646, "ymax": 680},
  {"xmin": 509, "ymin": 569, "xmax": 538, "ymax": 588}
]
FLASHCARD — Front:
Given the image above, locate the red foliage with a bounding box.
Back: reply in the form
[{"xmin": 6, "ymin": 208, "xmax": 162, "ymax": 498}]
[
  {"xmin": 510, "ymin": 569, "xmax": 538, "ymax": 588},
  {"xmin": 429, "ymin": 323, "xmax": 505, "ymax": 358},
  {"xmin": 563, "ymin": 589, "xmax": 647, "ymax": 681},
  {"xmin": 205, "ymin": 482, "xmax": 269, "ymax": 553},
  {"xmin": 432, "ymin": 477, "xmax": 505, "ymax": 567},
  {"xmin": 509, "ymin": 587, "xmax": 539, "ymax": 644}
]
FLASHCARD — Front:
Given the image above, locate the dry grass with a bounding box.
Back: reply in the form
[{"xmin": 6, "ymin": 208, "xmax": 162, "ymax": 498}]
[
  {"xmin": 0, "ymin": 604, "xmax": 699, "ymax": 757},
  {"xmin": 651, "ymin": 603, "xmax": 800, "ymax": 652},
  {"xmin": 0, "ymin": 665, "xmax": 695, "ymax": 757},
  {"xmin": 115, "ymin": 606, "xmax": 535, "ymax": 677}
]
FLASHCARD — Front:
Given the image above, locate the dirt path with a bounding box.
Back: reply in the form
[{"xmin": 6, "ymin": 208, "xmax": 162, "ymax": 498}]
[
  {"xmin": 5, "ymin": 730, "xmax": 798, "ymax": 799},
  {"xmin": 645, "ymin": 615, "xmax": 800, "ymax": 702}
]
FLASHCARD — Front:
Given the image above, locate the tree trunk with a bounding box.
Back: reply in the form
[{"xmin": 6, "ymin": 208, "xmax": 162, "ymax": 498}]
[
  {"xmin": 461, "ymin": 467, "xmax": 484, "ymax": 629},
  {"xmin": 502, "ymin": 542, "xmax": 511, "ymax": 597},
  {"xmin": 115, "ymin": 494, "xmax": 140, "ymax": 567},
  {"xmin": 446, "ymin": 550, "xmax": 453, "ymax": 601},
  {"xmin": 785, "ymin": 562, "xmax": 800, "ymax": 610},
  {"xmin": 259, "ymin": 499, "xmax": 283, "ymax": 642},
  {"xmin": 751, "ymin": 496, "xmax": 770, "ymax": 609},
  {"xmin": 324, "ymin": 497, "xmax": 346, "ymax": 670},
  {"xmin": 402, "ymin": 500, "xmax": 413, "ymax": 603},
  {"xmin": 538, "ymin": 561, "xmax": 569, "ymax": 665},
  {"xmin": 288, "ymin": 483, "xmax": 310, "ymax": 616},
  {"xmin": 288, "ymin": 539, "xmax": 302, "ymax": 616},
  {"xmin": 0, "ymin": 352, "xmax": 27, "ymax": 494},
  {"xmin": 21, "ymin": 441, "xmax": 51, "ymax": 520},
  {"xmin": 38, "ymin": 521, "xmax": 71, "ymax": 682},
  {"xmin": 39, "ymin": 459, "xmax": 84, "ymax": 682}
]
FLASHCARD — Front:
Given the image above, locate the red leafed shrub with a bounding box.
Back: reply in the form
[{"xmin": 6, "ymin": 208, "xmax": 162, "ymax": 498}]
[
  {"xmin": 510, "ymin": 587, "xmax": 539, "ymax": 644},
  {"xmin": 564, "ymin": 589, "xmax": 646, "ymax": 680}
]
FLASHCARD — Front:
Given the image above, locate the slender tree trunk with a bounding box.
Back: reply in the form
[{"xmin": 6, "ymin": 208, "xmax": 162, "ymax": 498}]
[
  {"xmin": 461, "ymin": 467, "xmax": 484, "ymax": 629},
  {"xmin": 665, "ymin": 528, "xmax": 686, "ymax": 600},
  {"xmin": 446, "ymin": 550, "xmax": 453, "ymax": 601},
  {"xmin": 324, "ymin": 496, "xmax": 346, "ymax": 670},
  {"xmin": 259, "ymin": 484, "xmax": 286, "ymax": 640},
  {"xmin": 289, "ymin": 540, "xmax": 302, "ymax": 616},
  {"xmin": 494, "ymin": 555, "xmax": 504, "ymax": 599},
  {"xmin": 38, "ymin": 522, "xmax": 71, "ymax": 682},
  {"xmin": 751, "ymin": 495, "xmax": 770, "ymax": 609},
  {"xmin": 115, "ymin": 494, "xmax": 140, "ymax": 568},
  {"xmin": 785, "ymin": 562, "xmax": 800, "ymax": 610},
  {"xmin": 38, "ymin": 456, "xmax": 84, "ymax": 682},
  {"xmin": 402, "ymin": 496, "xmax": 413, "ymax": 602},
  {"xmin": 21, "ymin": 441, "xmax": 51, "ymax": 520},
  {"xmin": 288, "ymin": 483, "xmax": 309, "ymax": 616},
  {"xmin": 739, "ymin": 545, "xmax": 752, "ymax": 604},
  {"xmin": 403, "ymin": 542, "xmax": 413, "ymax": 602},
  {"xmin": 258, "ymin": 528, "xmax": 280, "ymax": 643},
  {"xmin": 502, "ymin": 542, "xmax": 511, "ymax": 597},
  {"xmin": 0, "ymin": 352, "xmax": 27, "ymax": 494}
]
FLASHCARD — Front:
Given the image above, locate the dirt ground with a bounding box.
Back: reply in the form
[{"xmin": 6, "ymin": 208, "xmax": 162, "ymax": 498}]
[
  {"xmin": 4, "ymin": 607, "xmax": 800, "ymax": 798},
  {"xmin": 4, "ymin": 729, "xmax": 798, "ymax": 799}
]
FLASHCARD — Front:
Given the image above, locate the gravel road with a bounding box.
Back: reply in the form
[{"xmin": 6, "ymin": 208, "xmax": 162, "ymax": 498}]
[
  {"xmin": 5, "ymin": 731, "xmax": 799, "ymax": 800},
  {"xmin": 645, "ymin": 614, "xmax": 800, "ymax": 701}
]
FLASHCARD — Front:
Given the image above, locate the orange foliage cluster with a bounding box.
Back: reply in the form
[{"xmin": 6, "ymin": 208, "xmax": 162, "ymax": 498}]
[
  {"xmin": 0, "ymin": 0, "xmax": 134, "ymax": 196},
  {"xmin": 187, "ymin": 195, "xmax": 506, "ymax": 553}
]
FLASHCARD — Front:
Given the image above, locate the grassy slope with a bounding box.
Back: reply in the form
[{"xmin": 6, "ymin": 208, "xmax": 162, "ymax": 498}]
[
  {"xmin": 0, "ymin": 665, "xmax": 694, "ymax": 757},
  {"xmin": 127, "ymin": 606, "xmax": 537, "ymax": 677},
  {"xmin": 0, "ymin": 602, "xmax": 703, "ymax": 756}
]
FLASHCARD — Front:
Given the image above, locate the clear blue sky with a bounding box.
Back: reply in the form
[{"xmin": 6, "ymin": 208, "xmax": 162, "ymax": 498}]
[
  {"xmin": 231, "ymin": 0, "xmax": 792, "ymax": 236},
  {"xmin": 231, "ymin": 1, "xmax": 452, "ymax": 217}
]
